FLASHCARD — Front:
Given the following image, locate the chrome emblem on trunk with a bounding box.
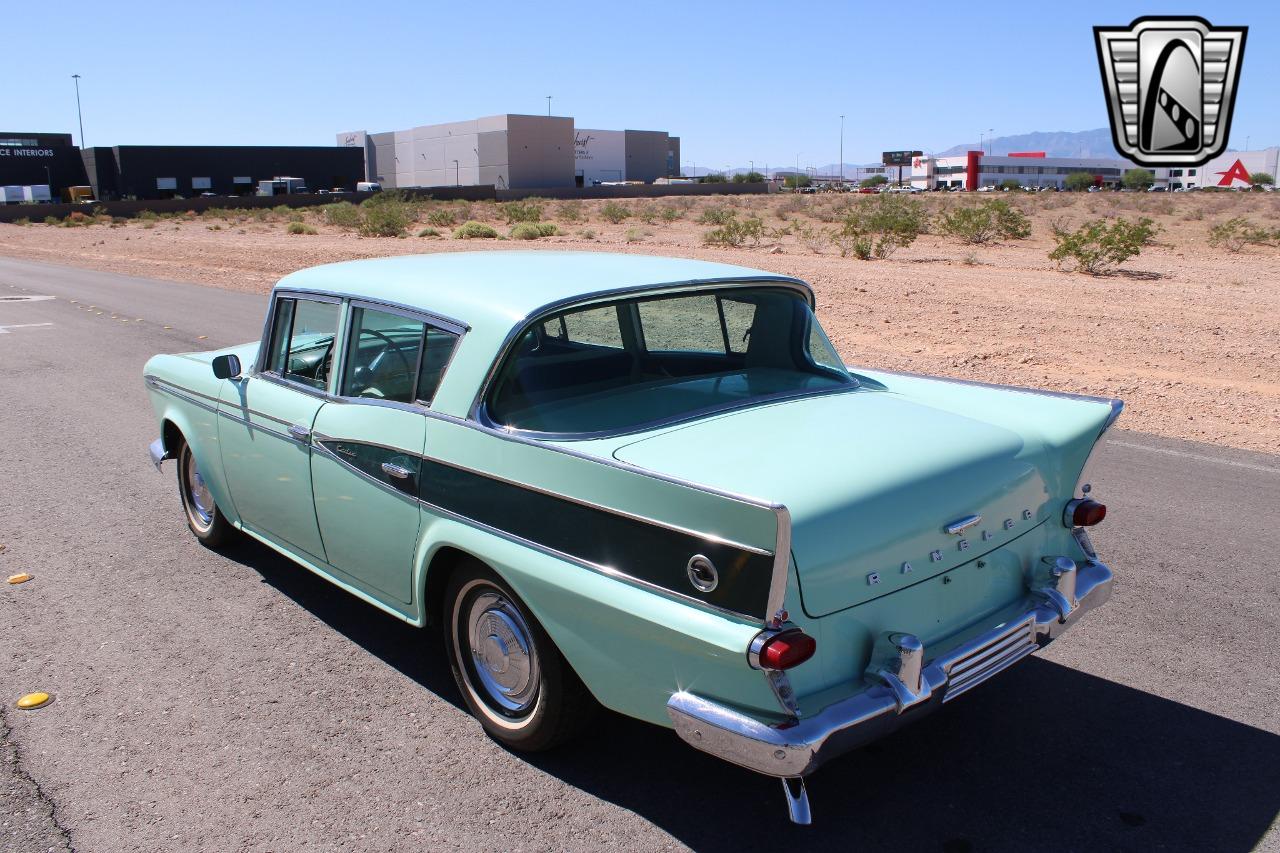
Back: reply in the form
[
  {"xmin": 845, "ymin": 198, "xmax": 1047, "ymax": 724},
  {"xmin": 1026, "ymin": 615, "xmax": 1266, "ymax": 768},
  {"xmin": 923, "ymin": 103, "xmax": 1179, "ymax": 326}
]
[{"xmin": 944, "ymin": 514, "xmax": 982, "ymax": 535}]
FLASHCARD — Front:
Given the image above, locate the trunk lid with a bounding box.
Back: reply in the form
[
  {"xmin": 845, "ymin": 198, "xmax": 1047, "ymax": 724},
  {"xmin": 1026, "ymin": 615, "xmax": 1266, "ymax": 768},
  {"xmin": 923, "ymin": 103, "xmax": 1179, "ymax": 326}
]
[{"xmin": 609, "ymin": 385, "xmax": 1106, "ymax": 617}]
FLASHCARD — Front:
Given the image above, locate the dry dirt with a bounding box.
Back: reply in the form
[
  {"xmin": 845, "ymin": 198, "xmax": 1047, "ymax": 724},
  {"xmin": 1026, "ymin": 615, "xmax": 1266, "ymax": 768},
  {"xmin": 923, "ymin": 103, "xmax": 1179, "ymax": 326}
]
[{"xmin": 2, "ymin": 192, "xmax": 1277, "ymax": 453}]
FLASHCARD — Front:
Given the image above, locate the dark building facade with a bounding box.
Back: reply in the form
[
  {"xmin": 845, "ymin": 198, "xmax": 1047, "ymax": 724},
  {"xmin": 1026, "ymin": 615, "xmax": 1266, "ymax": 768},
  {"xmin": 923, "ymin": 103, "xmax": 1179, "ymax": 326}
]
[
  {"xmin": 84, "ymin": 145, "xmax": 365, "ymax": 199},
  {"xmin": 0, "ymin": 132, "xmax": 89, "ymax": 192}
]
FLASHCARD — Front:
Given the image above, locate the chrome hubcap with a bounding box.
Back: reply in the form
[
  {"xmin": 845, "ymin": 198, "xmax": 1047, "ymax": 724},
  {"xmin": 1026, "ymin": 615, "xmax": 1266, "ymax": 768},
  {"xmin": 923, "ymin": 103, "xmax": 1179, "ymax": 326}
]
[
  {"xmin": 465, "ymin": 591, "xmax": 538, "ymax": 715},
  {"xmin": 184, "ymin": 451, "xmax": 214, "ymax": 528}
]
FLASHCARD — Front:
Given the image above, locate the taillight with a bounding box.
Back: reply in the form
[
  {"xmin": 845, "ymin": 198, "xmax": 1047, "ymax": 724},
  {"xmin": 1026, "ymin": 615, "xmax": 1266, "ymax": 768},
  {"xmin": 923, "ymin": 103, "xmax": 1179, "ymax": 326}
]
[
  {"xmin": 1065, "ymin": 498, "xmax": 1107, "ymax": 527},
  {"xmin": 750, "ymin": 629, "xmax": 817, "ymax": 670}
]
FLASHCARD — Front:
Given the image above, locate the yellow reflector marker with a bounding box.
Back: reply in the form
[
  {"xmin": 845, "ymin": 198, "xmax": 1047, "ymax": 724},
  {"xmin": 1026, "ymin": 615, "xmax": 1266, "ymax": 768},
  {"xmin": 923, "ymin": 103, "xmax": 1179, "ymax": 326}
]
[
  {"xmin": 7, "ymin": 572, "xmax": 31, "ymax": 584},
  {"xmin": 16, "ymin": 692, "xmax": 52, "ymax": 710}
]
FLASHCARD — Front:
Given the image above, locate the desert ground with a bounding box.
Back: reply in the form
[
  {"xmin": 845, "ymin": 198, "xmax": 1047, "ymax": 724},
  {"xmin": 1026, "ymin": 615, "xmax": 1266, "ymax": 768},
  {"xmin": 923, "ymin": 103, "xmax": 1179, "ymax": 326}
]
[{"xmin": 1, "ymin": 190, "xmax": 1276, "ymax": 453}]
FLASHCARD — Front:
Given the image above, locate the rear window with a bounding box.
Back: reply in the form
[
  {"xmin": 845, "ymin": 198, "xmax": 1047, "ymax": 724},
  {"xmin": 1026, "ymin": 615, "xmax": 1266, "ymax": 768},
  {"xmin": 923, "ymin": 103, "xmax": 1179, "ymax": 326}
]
[{"xmin": 485, "ymin": 286, "xmax": 853, "ymax": 436}]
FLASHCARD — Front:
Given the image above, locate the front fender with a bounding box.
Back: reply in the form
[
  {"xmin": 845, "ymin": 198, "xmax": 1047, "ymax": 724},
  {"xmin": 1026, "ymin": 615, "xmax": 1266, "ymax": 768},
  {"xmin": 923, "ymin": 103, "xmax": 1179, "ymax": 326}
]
[{"xmin": 415, "ymin": 515, "xmax": 778, "ymax": 727}]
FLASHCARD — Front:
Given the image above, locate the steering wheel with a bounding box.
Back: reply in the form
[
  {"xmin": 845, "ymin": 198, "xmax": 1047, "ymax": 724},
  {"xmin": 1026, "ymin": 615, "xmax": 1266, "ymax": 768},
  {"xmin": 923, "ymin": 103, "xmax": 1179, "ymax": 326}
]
[{"xmin": 357, "ymin": 328, "xmax": 415, "ymax": 392}]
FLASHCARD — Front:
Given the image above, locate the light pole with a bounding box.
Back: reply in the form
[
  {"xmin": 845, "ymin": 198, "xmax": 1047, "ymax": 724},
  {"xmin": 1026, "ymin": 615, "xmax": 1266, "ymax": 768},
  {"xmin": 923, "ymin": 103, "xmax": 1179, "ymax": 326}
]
[
  {"xmin": 796, "ymin": 154, "xmax": 800, "ymax": 189},
  {"xmin": 44, "ymin": 165, "xmax": 51, "ymax": 189},
  {"xmin": 72, "ymin": 74, "xmax": 85, "ymax": 147},
  {"xmin": 839, "ymin": 115, "xmax": 845, "ymax": 188},
  {"xmin": 546, "ymin": 96, "xmax": 552, "ymax": 117},
  {"xmin": 452, "ymin": 159, "xmax": 459, "ymax": 186},
  {"xmin": 980, "ymin": 128, "xmax": 994, "ymax": 154}
]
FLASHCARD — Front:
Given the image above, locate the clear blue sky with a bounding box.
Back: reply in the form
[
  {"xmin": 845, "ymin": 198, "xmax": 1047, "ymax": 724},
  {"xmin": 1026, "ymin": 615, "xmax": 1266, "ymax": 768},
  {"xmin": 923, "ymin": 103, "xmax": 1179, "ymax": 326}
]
[{"xmin": 8, "ymin": 0, "xmax": 1277, "ymax": 169}]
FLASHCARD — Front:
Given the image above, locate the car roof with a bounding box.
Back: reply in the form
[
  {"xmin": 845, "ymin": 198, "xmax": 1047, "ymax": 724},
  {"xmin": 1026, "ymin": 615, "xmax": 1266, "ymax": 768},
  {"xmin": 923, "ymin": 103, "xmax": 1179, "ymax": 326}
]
[{"xmin": 274, "ymin": 251, "xmax": 809, "ymax": 332}]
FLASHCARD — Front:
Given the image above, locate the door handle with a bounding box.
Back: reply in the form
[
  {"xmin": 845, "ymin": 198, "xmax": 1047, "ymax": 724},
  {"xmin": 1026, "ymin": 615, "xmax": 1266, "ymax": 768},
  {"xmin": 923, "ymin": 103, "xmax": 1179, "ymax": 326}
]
[
  {"xmin": 287, "ymin": 424, "xmax": 311, "ymax": 442},
  {"xmin": 381, "ymin": 462, "xmax": 412, "ymax": 480}
]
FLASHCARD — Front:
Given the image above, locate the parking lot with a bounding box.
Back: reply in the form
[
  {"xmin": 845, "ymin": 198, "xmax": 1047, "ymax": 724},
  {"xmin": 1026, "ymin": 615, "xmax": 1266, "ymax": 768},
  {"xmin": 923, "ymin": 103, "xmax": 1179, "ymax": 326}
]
[{"xmin": 1, "ymin": 255, "xmax": 1278, "ymax": 852}]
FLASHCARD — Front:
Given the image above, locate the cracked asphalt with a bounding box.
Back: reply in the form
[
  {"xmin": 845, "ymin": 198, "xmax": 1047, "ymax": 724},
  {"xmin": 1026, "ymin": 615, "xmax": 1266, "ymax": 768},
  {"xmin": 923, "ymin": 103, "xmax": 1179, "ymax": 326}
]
[{"xmin": 0, "ymin": 256, "xmax": 1277, "ymax": 852}]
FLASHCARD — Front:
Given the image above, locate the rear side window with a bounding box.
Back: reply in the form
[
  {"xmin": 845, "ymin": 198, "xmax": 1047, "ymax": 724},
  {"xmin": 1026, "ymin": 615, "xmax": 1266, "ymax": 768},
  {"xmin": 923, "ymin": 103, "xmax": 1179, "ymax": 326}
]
[
  {"xmin": 340, "ymin": 305, "xmax": 458, "ymax": 405},
  {"xmin": 267, "ymin": 297, "xmax": 340, "ymax": 390},
  {"xmin": 637, "ymin": 294, "xmax": 725, "ymax": 353}
]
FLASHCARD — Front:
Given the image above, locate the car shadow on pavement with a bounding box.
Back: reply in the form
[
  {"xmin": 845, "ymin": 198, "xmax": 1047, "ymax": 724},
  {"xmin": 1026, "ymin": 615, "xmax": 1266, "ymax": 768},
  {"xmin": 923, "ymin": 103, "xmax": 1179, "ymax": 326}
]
[
  {"xmin": 526, "ymin": 659, "xmax": 1280, "ymax": 852},
  {"xmin": 221, "ymin": 537, "xmax": 466, "ymax": 713},
  {"xmin": 220, "ymin": 538, "xmax": 1279, "ymax": 851}
]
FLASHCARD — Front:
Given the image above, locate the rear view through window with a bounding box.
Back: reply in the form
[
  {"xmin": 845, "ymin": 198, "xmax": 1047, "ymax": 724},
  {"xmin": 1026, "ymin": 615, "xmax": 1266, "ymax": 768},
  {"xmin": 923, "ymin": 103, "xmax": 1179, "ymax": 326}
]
[{"xmin": 486, "ymin": 286, "xmax": 854, "ymax": 435}]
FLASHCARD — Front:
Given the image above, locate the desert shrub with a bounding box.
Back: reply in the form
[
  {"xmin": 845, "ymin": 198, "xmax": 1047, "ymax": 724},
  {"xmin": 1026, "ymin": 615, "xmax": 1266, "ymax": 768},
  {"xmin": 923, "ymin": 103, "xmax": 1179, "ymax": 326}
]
[
  {"xmin": 63, "ymin": 211, "xmax": 90, "ymax": 227},
  {"xmin": 426, "ymin": 207, "xmax": 458, "ymax": 227},
  {"xmin": 599, "ymin": 201, "xmax": 631, "ymax": 224},
  {"xmin": 698, "ymin": 206, "xmax": 736, "ymax": 226},
  {"xmin": 579, "ymin": 228, "xmax": 596, "ymax": 240},
  {"xmin": 637, "ymin": 204, "xmax": 659, "ymax": 225},
  {"xmin": 453, "ymin": 220, "xmax": 499, "ymax": 239},
  {"xmin": 14, "ymin": 217, "xmax": 30, "ymax": 226},
  {"xmin": 830, "ymin": 230, "xmax": 873, "ymax": 259},
  {"xmin": 700, "ymin": 173, "xmax": 728, "ymax": 184},
  {"xmin": 43, "ymin": 215, "xmax": 59, "ymax": 225},
  {"xmin": 1049, "ymin": 217, "xmax": 1158, "ymax": 274},
  {"xmin": 510, "ymin": 222, "xmax": 559, "ymax": 240},
  {"xmin": 837, "ymin": 195, "xmax": 927, "ymax": 258},
  {"xmin": 322, "ymin": 202, "xmax": 361, "ymax": 228},
  {"xmin": 1183, "ymin": 206, "xmax": 1206, "ymax": 221},
  {"xmin": 859, "ymin": 175, "xmax": 889, "ymax": 189},
  {"xmin": 793, "ymin": 221, "xmax": 828, "ymax": 254},
  {"xmin": 555, "ymin": 200, "xmax": 584, "ymax": 223},
  {"xmin": 703, "ymin": 216, "xmax": 763, "ymax": 248},
  {"xmin": 137, "ymin": 210, "xmax": 160, "ymax": 221},
  {"xmin": 998, "ymin": 179, "xmax": 1022, "ymax": 191},
  {"xmin": 625, "ymin": 227, "xmax": 652, "ymax": 243},
  {"xmin": 287, "ymin": 222, "xmax": 317, "ymax": 235},
  {"xmin": 358, "ymin": 199, "xmax": 411, "ymax": 237},
  {"xmin": 417, "ymin": 227, "xmax": 441, "ymax": 237},
  {"xmin": 502, "ymin": 199, "xmax": 544, "ymax": 224},
  {"xmin": 775, "ymin": 196, "xmax": 807, "ymax": 220},
  {"xmin": 657, "ymin": 204, "xmax": 683, "ymax": 223},
  {"xmin": 272, "ymin": 204, "xmax": 293, "ymax": 217},
  {"xmin": 936, "ymin": 198, "xmax": 1031, "ymax": 244},
  {"xmin": 1207, "ymin": 217, "xmax": 1276, "ymax": 252}
]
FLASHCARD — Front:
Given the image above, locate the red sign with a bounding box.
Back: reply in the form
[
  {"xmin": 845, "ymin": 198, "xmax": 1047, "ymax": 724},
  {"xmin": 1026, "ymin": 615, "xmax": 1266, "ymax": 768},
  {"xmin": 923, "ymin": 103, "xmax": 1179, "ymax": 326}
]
[
  {"xmin": 1008, "ymin": 151, "xmax": 1047, "ymax": 158},
  {"xmin": 1216, "ymin": 159, "xmax": 1251, "ymax": 186}
]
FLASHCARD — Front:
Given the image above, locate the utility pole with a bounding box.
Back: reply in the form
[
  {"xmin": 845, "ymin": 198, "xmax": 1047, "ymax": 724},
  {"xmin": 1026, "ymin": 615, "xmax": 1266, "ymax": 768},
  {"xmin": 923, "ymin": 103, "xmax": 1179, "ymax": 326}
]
[
  {"xmin": 546, "ymin": 96, "xmax": 552, "ymax": 116},
  {"xmin": 839, "ymin": 114, "xmax": 845, "ymax": 188},
  {"xmin": 453, "ymin": 159, "xmax": 459, "ymax": 186},
  {"xmin": 72, "ymin": 74, "xmax": 85, "ymax": 148}
]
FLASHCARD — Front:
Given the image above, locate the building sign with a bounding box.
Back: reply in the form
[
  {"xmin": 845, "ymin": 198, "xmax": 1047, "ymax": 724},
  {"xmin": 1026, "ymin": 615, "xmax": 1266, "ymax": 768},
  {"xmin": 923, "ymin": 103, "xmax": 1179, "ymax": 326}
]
[
  {"xmin": 574, "ymin": 129, "xmax": 625, "ymax": 184},
  {"xmin": 883, "ymin": 150, "xmax": 923, "ymax": 166},
  {"xmin": 0, "ymin": 148, "xmax": 56, "ymax": 158}
]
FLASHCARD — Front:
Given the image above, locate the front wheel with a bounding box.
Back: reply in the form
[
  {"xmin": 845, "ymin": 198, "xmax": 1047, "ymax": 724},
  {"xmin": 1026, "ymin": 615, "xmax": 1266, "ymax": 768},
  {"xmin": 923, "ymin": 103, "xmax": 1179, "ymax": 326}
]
[
  {"xmin": 444, "ymin": 561, "xmax": 596, "ymax": 751},
  {"xmin": 177, "ymin": 441, "xmax": 233, "ymax": 548}
]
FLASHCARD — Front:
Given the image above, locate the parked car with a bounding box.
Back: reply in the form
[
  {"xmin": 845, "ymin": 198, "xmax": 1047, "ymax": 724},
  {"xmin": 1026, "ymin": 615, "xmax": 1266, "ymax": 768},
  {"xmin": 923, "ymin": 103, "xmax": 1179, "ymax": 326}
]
[{"xmin": 143, "ymin": 253, "xmax": 1121, "ymax": 825}]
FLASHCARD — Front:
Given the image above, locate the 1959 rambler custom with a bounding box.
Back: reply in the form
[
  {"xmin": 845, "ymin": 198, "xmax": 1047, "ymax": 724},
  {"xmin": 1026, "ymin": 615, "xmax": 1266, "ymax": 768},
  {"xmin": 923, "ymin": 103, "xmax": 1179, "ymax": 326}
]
[{"xmin": 144, "ymin": 252, "xmax": 1120, "ymax": 824}]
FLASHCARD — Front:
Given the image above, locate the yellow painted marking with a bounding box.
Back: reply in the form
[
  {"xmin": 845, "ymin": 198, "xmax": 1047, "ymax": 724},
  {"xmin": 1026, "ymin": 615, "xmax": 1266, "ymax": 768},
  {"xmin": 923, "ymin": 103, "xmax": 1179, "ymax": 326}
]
[
  {"xmin": 7, "ymin": 572, "xmax": 32, "ymax": 584},
  {"xmin": 15, "ymin": 692, "xmax": 52, "ymax": 710}
]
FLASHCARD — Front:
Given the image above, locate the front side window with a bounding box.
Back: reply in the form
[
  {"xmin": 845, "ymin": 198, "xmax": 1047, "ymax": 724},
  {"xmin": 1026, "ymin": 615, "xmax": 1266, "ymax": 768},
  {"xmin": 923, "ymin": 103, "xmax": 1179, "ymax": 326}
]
[
  {"xmin": 486, "ymin": 286, "xmax": 853, "ymax": 435},
  {"xmin": 266, "ymin": 297, "xmax": 340, "ymax": 390},
  {"xmin": 341, "ymin": 305, "xmax": 459, "ymax": 405}
]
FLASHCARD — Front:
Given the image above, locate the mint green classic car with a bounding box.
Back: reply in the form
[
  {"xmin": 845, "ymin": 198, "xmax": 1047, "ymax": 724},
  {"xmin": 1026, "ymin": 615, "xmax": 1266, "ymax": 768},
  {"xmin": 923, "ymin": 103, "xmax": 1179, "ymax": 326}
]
[{"xmin": 144, "ymin": 252, "xmax": 1120, "ymax": 823}]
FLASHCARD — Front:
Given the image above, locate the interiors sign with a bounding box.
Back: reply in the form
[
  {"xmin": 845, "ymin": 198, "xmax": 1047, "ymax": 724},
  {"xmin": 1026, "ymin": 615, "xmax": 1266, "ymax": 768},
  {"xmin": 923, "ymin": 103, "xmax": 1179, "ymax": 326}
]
[{"xmin": 0, "ymin": 148, "xmax": 56, "ymax": 157}]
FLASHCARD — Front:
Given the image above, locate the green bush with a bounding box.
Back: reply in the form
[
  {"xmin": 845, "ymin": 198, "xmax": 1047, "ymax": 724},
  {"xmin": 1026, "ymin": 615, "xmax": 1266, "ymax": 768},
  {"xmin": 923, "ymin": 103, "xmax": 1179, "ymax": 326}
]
[
  {"xmin": 417, "ymin": 227, "xmax": 441, "ymax": 237},
  {"xmin": 501, "ymin": 199, "xmax": 544, "ymax": 224},
  {"xmin": 1249, "ymin": 171, "xmax": 1274, "ymax": 187},
  {"xmin": 453, "ymin": 221, "xmax": 499, "ymax": 239},
  {"xmin": 936, "ymin": 199, "xmax": 1031, "ymax": 244},
  {"xmin": 699, "ymin": 173, "xmax": 728, "ymax": 184},
  {"xmin": 287, "ymin": 221, "xmax": 317, "ymax": 235},
  {"xmin": 859, "ymin": 175, "xmax": 889, "ymax": 189},
  {"xmin": 998, "ymin": 179, "xmax": 1022, "ymax": 191},
  {"xmin": 322, "ymin": 202, "xmax": 361, "ymax": 228},
  {"xmin": 137, "ymin": 210, "xmax": 160, "ymax": 221},
  {"xmin": 510, "ymin": 222, "xmax": 559, "ymax": 240},
  {"xmin": 625, "ymin": 227, "xmax": 652, "ymax": 243},
  {"xmin": 1122, "ymin": 168, "xmax": 1155, "ymax": 190},
  {"xmin": 555, "ymin": 200, "xmax": 584, "ymax": 223},
  {"xmin": 837, "ymin": 195, "xmax": 927, "ymax": 258},
  {"xmin": 43, "ymin": 215, "xmax": 59, "ymax": 225},
  {"xmin": 14, "ymin": 217, "xmax": 30, "ymax": 226},
  {"xmin": 783, "ymin": 174, "xmax": 811, "ymax": 189},
  {"xmin": 698, "ymin": 206, "xmax": 736, "ymax": 226},
  {"xmin": 599, "ymin": 201, "xmax": 631, "ymax": 224},
  {"xmin": 657, "ymin": 205, "xmax": 683, "ymax": 223},
  {"xmin": 1049, "ymin": 217, "xmax": 1158, "ymax": 274},
  {"xmin": 703, "ymin": 216, "xmax": 764, "ymax": 248},
  {"xmin": 1207, "ymin": 217, "xmax": 1277, "ymax": 252},
  {"xmin": 1064, "ymin": 173, "xmax": 1096, "ymax": 192},
  {"xmin": 358, "ymin": 200, "xmax": 411, "ymax": 237}
]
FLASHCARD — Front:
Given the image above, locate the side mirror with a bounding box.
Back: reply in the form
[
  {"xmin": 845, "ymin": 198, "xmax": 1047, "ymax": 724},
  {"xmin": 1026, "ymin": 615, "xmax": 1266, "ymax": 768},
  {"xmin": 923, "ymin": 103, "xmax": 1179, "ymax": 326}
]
[{"xmin": 211, "ymin": 354, "xmax": 242, "ymax": 380}]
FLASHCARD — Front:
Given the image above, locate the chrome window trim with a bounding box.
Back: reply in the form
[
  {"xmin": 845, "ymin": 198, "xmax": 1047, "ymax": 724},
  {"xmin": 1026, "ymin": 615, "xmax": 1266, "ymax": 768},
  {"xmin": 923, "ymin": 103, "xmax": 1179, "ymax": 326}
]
[{"xmin": 337, "ymin": 298, "xmax": 464, "ymax": 408}]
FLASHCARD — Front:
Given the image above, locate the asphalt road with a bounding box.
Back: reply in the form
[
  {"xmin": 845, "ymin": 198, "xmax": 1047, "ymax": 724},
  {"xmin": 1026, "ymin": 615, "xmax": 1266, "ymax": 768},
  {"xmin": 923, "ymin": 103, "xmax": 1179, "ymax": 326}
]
[{"xmin": 1, "ymin": 255, "xmax": 1277, "ymax": 853}]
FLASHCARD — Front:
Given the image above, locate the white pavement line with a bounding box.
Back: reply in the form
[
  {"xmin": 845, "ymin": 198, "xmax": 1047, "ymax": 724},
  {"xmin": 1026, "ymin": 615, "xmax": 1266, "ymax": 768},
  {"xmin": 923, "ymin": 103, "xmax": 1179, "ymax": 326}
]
[
  {"xmin": 1108, "ymin": 439, "xmax": 1280, "ymax": 475},
  {"xmin": 0, "ymin": 323, "xmax": 54, "ymax": 334}
]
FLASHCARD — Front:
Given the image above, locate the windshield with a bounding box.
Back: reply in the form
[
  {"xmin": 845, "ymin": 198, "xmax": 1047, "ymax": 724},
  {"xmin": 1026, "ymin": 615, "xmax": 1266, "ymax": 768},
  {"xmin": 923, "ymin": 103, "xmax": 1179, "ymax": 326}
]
[{"xmin": 485, "ymin": 286, "xmax": 854, "ymax": 436}]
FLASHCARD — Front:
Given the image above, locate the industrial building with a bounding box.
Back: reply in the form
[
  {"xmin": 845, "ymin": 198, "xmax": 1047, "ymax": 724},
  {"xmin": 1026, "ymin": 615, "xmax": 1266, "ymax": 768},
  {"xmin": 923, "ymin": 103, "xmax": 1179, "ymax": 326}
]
[
  {"xmin": 339, "ymin": 115, "xmax": 681, "ymax": 190},
  {"xmin": 0, "ymin": 132, "xmax": 91, "ymax": 196}
]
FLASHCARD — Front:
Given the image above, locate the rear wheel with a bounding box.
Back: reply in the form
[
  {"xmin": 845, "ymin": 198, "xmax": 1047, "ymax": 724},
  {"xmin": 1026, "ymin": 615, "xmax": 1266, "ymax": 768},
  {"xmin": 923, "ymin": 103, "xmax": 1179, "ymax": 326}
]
[
  {"xmin": 177, "ymin": 441, "xmax": 233, "ymax": 548},
  {"xmin": 443, "ymin": 560, "xmax": 595, "ymax": 751}
]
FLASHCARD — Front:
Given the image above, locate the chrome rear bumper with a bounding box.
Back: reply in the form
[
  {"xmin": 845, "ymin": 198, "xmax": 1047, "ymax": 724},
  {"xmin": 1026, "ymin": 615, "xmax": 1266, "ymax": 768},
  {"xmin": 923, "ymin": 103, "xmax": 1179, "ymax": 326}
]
[{"xmin": 667, "ymin": 558, "xmax": 1112, "ymax": 778}]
